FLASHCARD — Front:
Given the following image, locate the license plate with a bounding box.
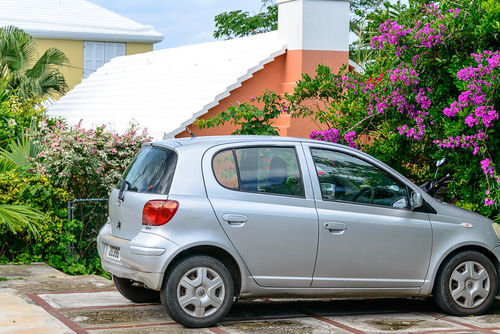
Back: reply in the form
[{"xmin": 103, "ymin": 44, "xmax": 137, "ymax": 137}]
[{"xmin": 106, "ymin": 245, "xmax": 121, "ymax": 261}]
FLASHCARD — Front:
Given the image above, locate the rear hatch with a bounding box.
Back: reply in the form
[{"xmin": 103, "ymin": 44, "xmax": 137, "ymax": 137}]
[{"xmin": 109, "ymin": 144, "xmax": 177, "ymax": 239}]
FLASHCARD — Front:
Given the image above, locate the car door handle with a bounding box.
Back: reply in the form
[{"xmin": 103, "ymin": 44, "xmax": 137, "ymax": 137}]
[
  {"xmin": 222, "ymin": 214, "xmax": 248, "ymax": 225},
  {"xmin": 324, "ymin": 222, "xmax": 347, "ymax": 234}
]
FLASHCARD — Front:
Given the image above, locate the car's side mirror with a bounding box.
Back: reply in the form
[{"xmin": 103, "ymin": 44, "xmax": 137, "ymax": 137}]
[
  {"xmin": 411, "ymin": 191, "xmax": 424, "ymax": 209},
  {"xmin": 436, "ymin": 158, "xmax": 446, "ymax": 167}
]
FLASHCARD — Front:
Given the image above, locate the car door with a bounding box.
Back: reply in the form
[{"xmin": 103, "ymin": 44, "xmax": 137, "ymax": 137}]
[
  {"xmin": 304, "ymin": 143, "xmax": 432, "ymax": 289},
  {"xmin": 203, "ymin": 142, "xmax": 318, "ymax": 288}
]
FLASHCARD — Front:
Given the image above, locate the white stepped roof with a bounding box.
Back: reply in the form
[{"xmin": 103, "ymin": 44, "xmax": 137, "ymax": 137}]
[
  {"xmin": 0, "ymin": 0, "xmax": 162, "ymax": 43},
  {"xmin": 48, "ymin": 31, "xmax": 287, "ymax": 139}
]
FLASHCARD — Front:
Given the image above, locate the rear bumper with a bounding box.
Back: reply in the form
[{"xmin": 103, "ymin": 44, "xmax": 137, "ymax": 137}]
[{"xmin": 97, "ymin": 223, "xmax": 180, "ymax": 290}]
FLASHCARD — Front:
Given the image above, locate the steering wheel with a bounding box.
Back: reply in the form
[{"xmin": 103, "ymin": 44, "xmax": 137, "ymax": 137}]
[{"xmin": 352, "ymin": 186, "xmax": 375, "ymax": 204}]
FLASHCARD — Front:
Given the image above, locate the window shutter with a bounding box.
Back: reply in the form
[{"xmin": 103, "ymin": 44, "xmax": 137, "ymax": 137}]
[
  {"xmin": 83, "ymin": 42, "xmax": 94, "ymax": 78},
  {"xmin": 84, "ymin": 42, "xmax": 126, "ymax": 78},
  {"xmin": 105, "ymin": 43, "xmax": 126, "ymax": 63},
  {"xmin": 95, "ymin": 42, "xmax": 105, "ymax": 70}
]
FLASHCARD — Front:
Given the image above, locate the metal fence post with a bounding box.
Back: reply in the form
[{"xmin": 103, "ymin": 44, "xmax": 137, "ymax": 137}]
[{"xmin": 67, "ymin": 199, "xmax": 74, "ymax": 221}]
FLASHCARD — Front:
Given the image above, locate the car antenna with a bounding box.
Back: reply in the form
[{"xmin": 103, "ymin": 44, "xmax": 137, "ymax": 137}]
[{"xmin": 186, "ymin": 126, "xmax": 196, "ymax": 138}]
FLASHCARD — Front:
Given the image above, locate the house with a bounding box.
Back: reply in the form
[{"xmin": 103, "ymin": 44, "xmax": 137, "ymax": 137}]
[
  {"xmin": 48, "ymin": 0, "xmax": 350, "ymax": 139},
  {"xmin": 0, "ymin": 0, "xmax": 163, "ymax": 90}
]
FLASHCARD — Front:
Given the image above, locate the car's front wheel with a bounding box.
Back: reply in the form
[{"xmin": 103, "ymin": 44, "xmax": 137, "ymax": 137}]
[
  {"xmin": 434, "ymin": 251, "xmax": 498, "ymax": 316},
  {"xmin": 161, "ymin": 255, "xmax": 234, "ymax": 328}
]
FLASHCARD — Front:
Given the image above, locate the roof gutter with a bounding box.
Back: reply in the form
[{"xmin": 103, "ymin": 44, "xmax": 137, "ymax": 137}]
[{"xmin": 26, "ymin": 29, "xmax": 164, "ymax": 43}]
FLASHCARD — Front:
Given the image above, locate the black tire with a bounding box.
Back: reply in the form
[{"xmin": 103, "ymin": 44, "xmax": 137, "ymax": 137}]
[
  {"xmin": 113, "ymin": 275, "xmax": 160, "ymax": 303},
  {"xmin": 434, "ymin": 251, "xmax": 498, "ymax": 316},
  {"xmin": 161, "ymin": 255, "xmax": 234, "ymax": 328}
]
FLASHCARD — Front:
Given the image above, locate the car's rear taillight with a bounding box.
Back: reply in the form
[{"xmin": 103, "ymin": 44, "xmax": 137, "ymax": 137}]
[{"xmin": 142, "ymin": 200, "xmax": 179, "ymax": 226}]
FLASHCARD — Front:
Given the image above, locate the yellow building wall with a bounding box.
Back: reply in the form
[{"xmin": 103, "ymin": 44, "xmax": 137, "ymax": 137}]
[
  {"xmin": 126, "ymin": 42, "xmax": 153, "ymax": 55},
  {"xmin": 34, "ymin": 38, "xmax": 84, "ymax": 92},
  {"xmin": 33, "ymin": 39, "xmax": 154, "ymax": 93}
]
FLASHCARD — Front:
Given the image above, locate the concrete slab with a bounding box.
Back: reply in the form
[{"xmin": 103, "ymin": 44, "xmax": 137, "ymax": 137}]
[
  {"xmin": 87, "ymin": 325, "xmax": 214, "ymax": 334},
  {"xmin": 0, "ymin": 263, "xmax": 114, "ymax": 303},
  {"xmin": 0, "ymin": 292, "xmax": 73, "ymax": 334},
  {"xmin": 219, "ymin": 317, "xmax": 351, "ymax": 334},
  {"xmin": 328, "ymin": 312, "xmax": 464, "ymax": 333},
  {"xmin": 3, "ymin": 263, "xmax": 500, "ymax": 334},
  {"xmin": 427, "ymin": 314, "xmax": 500, "ymax": 332},
  {"xmin": 61, "ymin": 305, "xmax": 169, "ymax": 329},
  {"xmin": 39, "ymin": 291, "xmax": 133, "ymax": 309}
]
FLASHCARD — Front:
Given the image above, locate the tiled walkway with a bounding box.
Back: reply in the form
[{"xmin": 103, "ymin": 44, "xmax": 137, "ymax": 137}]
[
  {"xmin": 25, "ymin": 289, "xmax": 500, "ymax": 333},
  {"xmin": 2, "ymin": 264, "xmax": 500, "ymax": 334}
]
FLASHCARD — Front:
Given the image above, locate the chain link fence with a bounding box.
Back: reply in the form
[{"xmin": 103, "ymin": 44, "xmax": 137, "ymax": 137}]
[{"xmin": 66, "ymin": 198, "xmax": 108, "ymax": 262}]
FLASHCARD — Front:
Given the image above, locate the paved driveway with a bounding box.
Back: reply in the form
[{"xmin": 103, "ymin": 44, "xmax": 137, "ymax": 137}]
[{"xmin": 2, "ymin": 263, "xmax": 500, "ymax": 334}]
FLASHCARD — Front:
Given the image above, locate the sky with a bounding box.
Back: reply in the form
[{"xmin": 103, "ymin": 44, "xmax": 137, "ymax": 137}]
[{"xmin": 88, "ymin": 0, "xmax": 267, "ymax": 50}]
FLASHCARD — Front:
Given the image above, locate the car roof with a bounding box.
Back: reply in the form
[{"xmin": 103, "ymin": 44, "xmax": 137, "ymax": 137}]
[{"xmin": 151, "ymin": 135, "xmax": 347, "ymax": 151}]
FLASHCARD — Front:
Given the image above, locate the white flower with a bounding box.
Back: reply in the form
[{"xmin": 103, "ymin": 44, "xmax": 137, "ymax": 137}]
[{"xmin": 7, "ymin": 119, "xmax": 17, "ymax": 127}]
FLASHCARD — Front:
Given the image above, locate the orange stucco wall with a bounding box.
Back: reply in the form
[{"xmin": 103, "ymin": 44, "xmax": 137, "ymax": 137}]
[{"xmin": 176, "ymin": 49, "xmax": 349, "ymax": 139}]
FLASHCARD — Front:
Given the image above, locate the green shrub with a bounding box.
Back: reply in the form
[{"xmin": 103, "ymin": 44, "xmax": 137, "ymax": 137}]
[
  {"xmin": 0, "ymin": 170, "xmax": 105, "ymax": 275},
  {"xmin": 0, "ymin": 96, "xmax": 45, "ymax": 149},
  {"xmin": 30, "ymin": 120, "xmax": 151, "ymax": 199}
]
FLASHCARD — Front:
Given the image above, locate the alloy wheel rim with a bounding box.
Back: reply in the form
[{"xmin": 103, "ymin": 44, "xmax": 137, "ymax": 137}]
[
  {"xmin": 177, "ymin": 266, "xmax": 225, "ymax": 318},
  {"xmin": 449, "ymin": 260, "xmax": 490, "ymax": 308}
]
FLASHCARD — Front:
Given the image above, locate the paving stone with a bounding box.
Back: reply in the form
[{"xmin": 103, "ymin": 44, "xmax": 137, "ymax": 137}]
[
  {"xmin": 327, "ymin": 312, "xmax": 464, "ymax": 333},
  {"xmin": 39, "ymin": 291, "xmax": 133, "ymax": 309},
  {"xmin": 432, "ymin": 314, "xmax": 500, "ymax": 331},
  {"xmin": 87, "ymin": 324, "xmax": 213, "ymax": 334},
  {"xmin": 5, "ymin": 263, "xmax": 500, "ymax": 334},
  {"xmin": 220, "ymin": 317, "xmax": 351, "ymax": 334},
  {"xmin": 61, "ymin": 305, "xmax": 170, "ymax": 328},
  {"xmin": 0, "ymin": 263, "xmax": 113, "ymax": 302},
  {"xmin": 445, "ymin": 300, "xmax": 500, "ymax": 328},
  {"xmin": 0, "ymin": 292, "xmax": 72, "ymax": 334}
]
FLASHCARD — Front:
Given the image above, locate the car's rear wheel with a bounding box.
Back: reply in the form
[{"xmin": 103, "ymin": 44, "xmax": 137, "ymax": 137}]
[
  {"xmin": 161, "ymin": 255, "xmax": 234, "ymax": 328},
  {"xmin": 434, "ymin": 251, "xmax": 497, "ymax": 316},
  {"xmin": 113, "ymin": 275, "xmax": 160, "ymax": 303}
]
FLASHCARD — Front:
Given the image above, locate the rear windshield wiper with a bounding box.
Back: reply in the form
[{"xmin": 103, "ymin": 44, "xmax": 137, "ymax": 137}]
[{"xmin": 118, "ymin": 177, "xmax": 131, "ymax": 201}]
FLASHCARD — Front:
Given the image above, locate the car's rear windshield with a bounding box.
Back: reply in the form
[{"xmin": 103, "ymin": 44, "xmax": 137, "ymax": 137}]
[{"xmin": 121, "ymin": 145, "xmax": 177, "ymax": 194}]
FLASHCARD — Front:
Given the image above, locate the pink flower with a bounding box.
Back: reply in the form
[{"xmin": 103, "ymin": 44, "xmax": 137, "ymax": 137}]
[
  {"xmin": 481, "ymin": 159, "xmax": 495, "ymax": 178},
  {"xmin": 485, "ymin": 197, "xmax": 494, "ymax": 206},
  {"xmin": 344, "ymin": 131, "xmax": 358, "ymax": 149}
]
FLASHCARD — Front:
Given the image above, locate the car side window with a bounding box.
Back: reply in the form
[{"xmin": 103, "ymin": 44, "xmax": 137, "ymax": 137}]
[
  {"xmin": 213, "ymin": 147, "xmax": 305, "ymax": 197},
  {"xmin": 212, "ymin": 149, "xmax": 239, "ymax": 190},
  {"xmin": 310, "ymin": 148, "xmax": 409, "ymax": 209}
]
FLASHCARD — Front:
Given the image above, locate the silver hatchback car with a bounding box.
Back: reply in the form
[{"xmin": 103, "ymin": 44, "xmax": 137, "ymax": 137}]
[{"xmin": 97, "ymin": 136, "xmax": 500, "ymax": 328}]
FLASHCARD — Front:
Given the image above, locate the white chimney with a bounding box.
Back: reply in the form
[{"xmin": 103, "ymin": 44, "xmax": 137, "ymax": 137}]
[{"xmin": 277, "ymin": 0, "xmax": 350, "ymax": 52}]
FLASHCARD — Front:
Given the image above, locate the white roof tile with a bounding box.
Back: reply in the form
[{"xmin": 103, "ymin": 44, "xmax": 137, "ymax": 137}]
[
  {"xmin": 48, "ymin": 31, "xmax": 287, "ymax": 139},
  {"xmin": 0, "ymin": 0, "xmax": 162, "ymax": 43}
]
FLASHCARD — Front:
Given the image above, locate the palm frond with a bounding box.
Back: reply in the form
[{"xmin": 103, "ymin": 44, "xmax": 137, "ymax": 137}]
[
  {"xmin": 0, "ymin": 26, "xmax": 36, "ymax": 73},
  {"xmin": 0, "ymin": 204, "xmax": 44, "ymax": 238},
  {"xmin": 0, "ymin": 156, "xmax": 17, "ymax": 173},
  {"xmin": 0, "ymin": 76, "xmax": 12, "ymax": 103},
  {"xmin": 25, "ymin": 48, "xmax": 68, "ymax": 80},
  {"xmin": 0, "ymin": 135, "xmax": 38, "ymax": 169},
  {"xmin": 36, "ymin": 70, "xmax": 68, "ymax": 97},
  {"xmin": 0, "ymin": 26, "xmax": 68, "ymax": 98}
]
